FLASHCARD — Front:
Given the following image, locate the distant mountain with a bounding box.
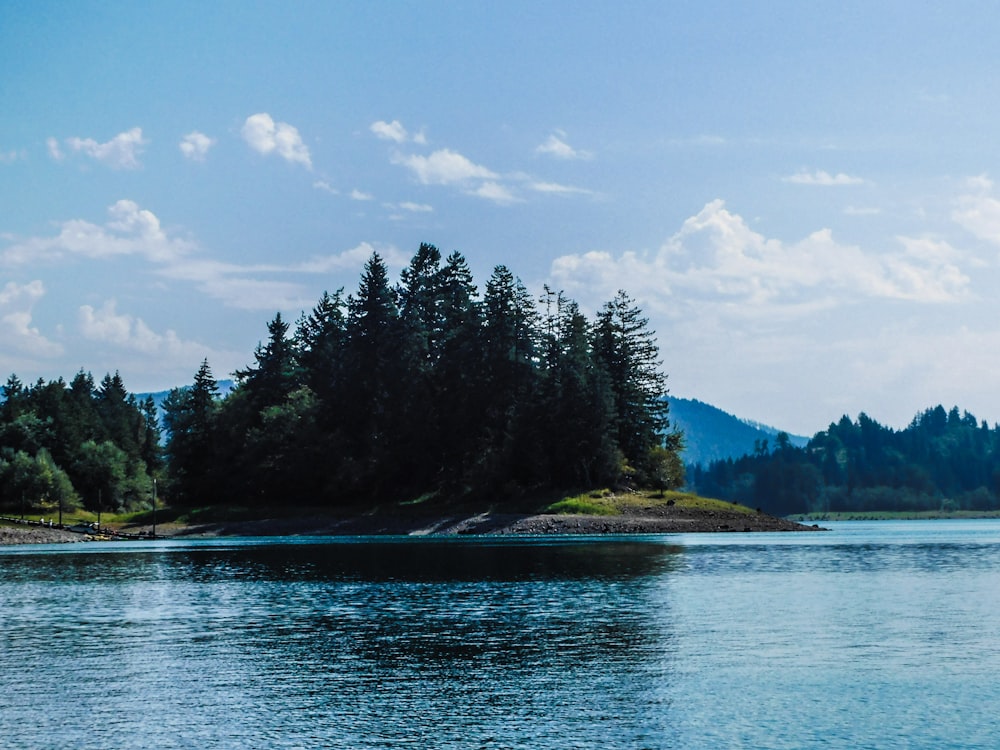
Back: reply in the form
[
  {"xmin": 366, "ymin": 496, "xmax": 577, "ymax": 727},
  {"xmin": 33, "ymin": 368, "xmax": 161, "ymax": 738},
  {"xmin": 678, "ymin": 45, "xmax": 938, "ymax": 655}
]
[{"xmin": 667, "ymin": 396, "xmax": 809, "ymax": 467}]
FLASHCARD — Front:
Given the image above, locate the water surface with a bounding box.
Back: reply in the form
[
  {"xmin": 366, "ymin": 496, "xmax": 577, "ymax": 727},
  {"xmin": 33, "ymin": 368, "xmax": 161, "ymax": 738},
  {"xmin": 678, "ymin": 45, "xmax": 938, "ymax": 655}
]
[{"xmin": 2, "ymin": 522, "xmax": 1000, "ymax": 748}]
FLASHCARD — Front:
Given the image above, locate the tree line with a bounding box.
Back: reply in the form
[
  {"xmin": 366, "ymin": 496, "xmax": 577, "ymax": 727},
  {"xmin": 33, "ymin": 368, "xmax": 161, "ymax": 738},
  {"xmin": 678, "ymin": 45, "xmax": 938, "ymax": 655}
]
[
  {"xmin": 0, "ymin": 244, "xmax": 680, "ymax": 516},
  {"xmin": 0, "ymin": 371, "xmax": 160, "ymax": 515},
  {"xmin": 163, "ymin": 246, "xmax": 681, "ymax": 508},
  {"xmin": 690, "ymin": 405, "xmax": 1000, "ymax": 515}
]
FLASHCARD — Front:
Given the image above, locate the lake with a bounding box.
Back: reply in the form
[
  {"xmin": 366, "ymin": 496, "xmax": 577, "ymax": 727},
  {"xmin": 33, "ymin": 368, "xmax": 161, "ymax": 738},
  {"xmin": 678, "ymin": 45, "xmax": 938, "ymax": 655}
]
[{"xmin": 2, "ymin": 521, "xmax": 1000, "ymax": 749}]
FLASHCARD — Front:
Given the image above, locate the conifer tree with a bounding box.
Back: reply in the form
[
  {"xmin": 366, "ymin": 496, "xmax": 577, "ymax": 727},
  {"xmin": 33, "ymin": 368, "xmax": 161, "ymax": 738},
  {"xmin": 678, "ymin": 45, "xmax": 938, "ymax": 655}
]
[
  {"xmin": 163, "ymin": 359, "xmax": 220, "ymax": 505},
  {"xmin": 592, "ymin": 290, "xmax": 674, "ymax": 481},
  {"xmin": 236, "ymin": 312, "xmax": 300, "ymax": 413},
  {"xmin": 342, "ymin": 252, "xmax": 405, "ymax": 494}
]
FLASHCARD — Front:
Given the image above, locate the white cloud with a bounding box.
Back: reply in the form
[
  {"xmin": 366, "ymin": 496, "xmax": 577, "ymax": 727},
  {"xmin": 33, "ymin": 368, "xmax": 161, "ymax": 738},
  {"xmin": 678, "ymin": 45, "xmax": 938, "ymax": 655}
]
[
  {"xmin": 78, "ymin": 299, "xmax": 213, "ymax": 358},
  {"xmin": 156, "ymin": 257, "xmax": 314, "ymax": 311},
  {"xmin": 530, "ymin": 180, "xmax": 593, "ymax": 196},
  {"xmin": 535, "ymin": 131, "xmax": 593, "ymax": 160},
  {"xmin": 295, "ymin": 242, "xmax": 408, "ymax": 274},
  {"xmin": 398, "ymin": 201, "xmax": 433, "ymax": 213},
  {"xmin": 64, "ymin": 127, "xmax": 147, "ymax": 169},
  {"xmin": 179, "ymin": 131, "xmax": 215, "ymax": 161},
  {"xmin": 550, "ymin": 200, "xmax": 970, "ymax": 315},
  {"xmin": 350, "ymin": 189, "xmax": 373, "ymax": 201},
  {"xmin": 370, "ymin": 119, "xmax": 426, "ymax": 145},
  {"xmin": 1, "ymin": 200, "xmax": 194, "ymax": 266},
  {"xmin": 469, "ymin": 181, "xmax": 521, "ymax": 205},
  {"xmin": 46, "ymin": 137, "xmax": 64, "ymax": 161},
  {"xmin": 0, "ymin": 201, "xmax": 401, "ymax": 314},
  {"xmin": 952, "ymin": 175, "xmax": 1000, "ymax": 246},
  {"xmin": 783, "ymin": 169, "xmax": 865, "ymax": 186},
  {"xmin": 844, "ymin": 206, "xmax": 882, "ymax": 216},
  {"xmin": 392, "ymin": 148, "xmax": 497, "ymax": 185},
  {"xmin": 241, "ymin": 113, "xmax": 312, "ymax": 169},
  {"xmin": 157, "ymin": 241, "xmax": 409, "ymax": 310},
  {"xmin": 0, "ymin": 280, "xmax": 62, "ymax": 357},
  {"xmin": 313, "ymin": 180, "xmax": 338, "ymax": 195},
  {"xmin": 370, "ymin": 119, "xmax": 409, "ymax": 143}
]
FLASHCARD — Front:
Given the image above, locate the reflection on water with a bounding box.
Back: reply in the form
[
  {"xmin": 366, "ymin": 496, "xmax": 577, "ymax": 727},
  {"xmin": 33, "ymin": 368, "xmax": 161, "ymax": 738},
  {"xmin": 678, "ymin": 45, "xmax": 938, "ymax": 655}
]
[
  {"xmin": 0, "ymin": 538, "xmax": 680, "ymax": 750},
  {"xmin": 6, "ymin": 523, "xmax": 1000, "ymax": 749}
]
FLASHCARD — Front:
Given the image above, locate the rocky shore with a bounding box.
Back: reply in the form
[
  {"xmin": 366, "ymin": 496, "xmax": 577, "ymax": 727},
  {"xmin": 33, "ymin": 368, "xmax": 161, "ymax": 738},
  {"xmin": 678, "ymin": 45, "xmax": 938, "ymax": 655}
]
[
  {"xmin": 0, "ymin": 525, "xmax": 82, "ymax": 545},
  {"xmin": 169, "ymin": 502, "xmax": 822, "ymax": 538}
]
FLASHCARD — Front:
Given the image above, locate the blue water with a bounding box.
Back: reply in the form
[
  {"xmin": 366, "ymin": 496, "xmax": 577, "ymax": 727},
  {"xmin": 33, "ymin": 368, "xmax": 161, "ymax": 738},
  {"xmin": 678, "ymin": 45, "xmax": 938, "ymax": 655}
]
[{"xmin": 2, "ymin": 521, "xmax": 1000, "ymax": 748}]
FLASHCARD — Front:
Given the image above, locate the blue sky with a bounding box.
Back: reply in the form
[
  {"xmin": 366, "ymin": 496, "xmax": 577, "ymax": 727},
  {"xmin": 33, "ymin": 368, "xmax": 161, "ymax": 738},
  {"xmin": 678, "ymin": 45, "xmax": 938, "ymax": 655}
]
[{"xmin": 4, "ymin": 1, "xmax": 1000, "ymax": 435}]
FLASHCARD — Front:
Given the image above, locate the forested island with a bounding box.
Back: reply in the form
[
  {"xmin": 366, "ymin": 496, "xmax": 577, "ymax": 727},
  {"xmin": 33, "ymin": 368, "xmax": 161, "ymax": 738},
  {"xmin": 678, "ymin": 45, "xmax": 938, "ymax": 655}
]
[
  {"xmin": 0, "ymin": 244, "xmax": 700, "ymax": 531},
  {"xmin": 5, "ymin": 244, "xmax": 994, "ymax": 533},
  {"xmin": 691, "ymin": 406, "xmax": 1000, "ymax": 517}
]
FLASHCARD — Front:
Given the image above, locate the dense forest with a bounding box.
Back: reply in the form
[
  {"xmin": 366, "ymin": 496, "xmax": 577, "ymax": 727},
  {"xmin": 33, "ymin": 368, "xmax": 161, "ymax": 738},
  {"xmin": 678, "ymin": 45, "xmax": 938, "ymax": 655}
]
[
  {"xmin": 691, "ymin": 406, "xmax": 1000, "ymax": 516},
  {"xmin": 0, "ymin": 371, "xmax": 160, "ymax": 515},
  {"xmin": 0, "ymin": 244, "xmax": 682, "ymax": 515}
]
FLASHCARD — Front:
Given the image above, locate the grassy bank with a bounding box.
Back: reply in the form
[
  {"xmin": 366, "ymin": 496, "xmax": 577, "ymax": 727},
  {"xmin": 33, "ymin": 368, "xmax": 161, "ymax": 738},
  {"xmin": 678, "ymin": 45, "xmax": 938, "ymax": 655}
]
[{"xmin": 547, "ymin": 489, "xmax": 757, "ymax": 516}]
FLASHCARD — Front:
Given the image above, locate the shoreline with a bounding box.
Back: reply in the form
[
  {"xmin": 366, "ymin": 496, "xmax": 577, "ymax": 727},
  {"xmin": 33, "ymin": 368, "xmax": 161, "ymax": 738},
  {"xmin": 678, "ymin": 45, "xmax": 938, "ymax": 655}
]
[
  {"xmin": 1, "ymin": 505, "xmax": 821, "ymax": 545},
  {"xmin": 171, "ymin": 505, "xmax": 821, "ymax": 537}
]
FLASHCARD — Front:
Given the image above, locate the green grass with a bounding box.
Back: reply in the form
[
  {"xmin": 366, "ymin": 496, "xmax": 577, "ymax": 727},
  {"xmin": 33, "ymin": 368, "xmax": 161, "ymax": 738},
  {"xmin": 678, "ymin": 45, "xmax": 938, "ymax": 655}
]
[
  {"xmin": 547, "ymin": 494, "xmax": 619, "ymax": 516},
  {"xmin": 545, "ymin": 489, "xmax": 758, "ymax": 516}
]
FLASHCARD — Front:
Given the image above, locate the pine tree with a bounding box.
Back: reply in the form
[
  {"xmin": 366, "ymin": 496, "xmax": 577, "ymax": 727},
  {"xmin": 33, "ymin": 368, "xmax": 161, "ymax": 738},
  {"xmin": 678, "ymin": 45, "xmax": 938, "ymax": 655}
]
[
  {"xmin": 236, "ymin": 312, "xmax": 300, "ymax": 413},
  {"xmin": 295, "ymin": 289, "xmax": 347, "ymax": 403},
  {"xmin": 592, "ymin": 290, "xmax": 675, "ymax": 482},
  {"xmin": 163, "ymin": 359, "xmax": 220, "ymax": 505},
  {"xmin": 434, "ymin": 251, "xmax": 484, "ymax": 485},
  {"xmin": 479, "ymin": 266, "xmax": 541, "ymax": 489},
  {"xmin": 548, "ymin": 299, "xmax": 619, "ymax": 487},
  {"xmin": 342, "ymin": 252, "xmax": 405, "ymax": 495}
]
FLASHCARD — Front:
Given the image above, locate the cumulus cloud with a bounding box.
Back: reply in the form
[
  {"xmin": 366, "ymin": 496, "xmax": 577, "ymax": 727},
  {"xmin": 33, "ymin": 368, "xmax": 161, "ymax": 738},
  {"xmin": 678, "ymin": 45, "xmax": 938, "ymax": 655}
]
[
  {"xmin": 536, "ymin": 131, "xmax": 593, "ymax": 160},
  {"xmin": 0, "ymin": 280, "xmax": 62, "ymax": 357},
  {"xmin": 78, "ymin": 299, "xmax": 213, "ymax": 358},
  {"xmin": 241, "ymin": 113, "xmax": 312, "ymax": 169},
  {"xmin": 783, "ymin": 169, "xmax": 865, "ymax": 186},
  {"xmin": 952, "ymin": 175, "xmax": 1000, "ymax": 246},
  {"xmin": 371, "ymin": 119, "xmax": 408, "ymax": 143},
  {"xmin": 63, "ymin": 127, "xmax": 147, "ymax": 169},
  {"xmin": 1, "ymin": 200, "xmax": 194, "ymax": 266},
  {"xmin": 350, "ymin": 189, "xmax": 373, "ymax": 201},
  {"xmin": 551, "ymin": 200, "xmax": 970, "ymax": 316},
  {"xmin": 179, "ymin": 131, "xmax": 215, "ymax": 161},
  {"xmin": 388, "ymin": 147, "xmax": 522, "ymax": 204},
  {"xmin": 370, "ymin": 119, "xmax": 426, "ymax": 144},
  {"xmin": 392, "ymin": 148, "xmax": 497, "ymax": 185}
]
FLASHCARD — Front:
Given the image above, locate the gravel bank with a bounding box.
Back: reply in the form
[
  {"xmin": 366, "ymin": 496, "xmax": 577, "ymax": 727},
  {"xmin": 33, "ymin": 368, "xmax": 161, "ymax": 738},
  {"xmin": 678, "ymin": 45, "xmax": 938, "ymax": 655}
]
[
  {"xmin": 0, "ymin": 525, "xmax": 83, "ymax": 545},
  {"xmin": 172, "ymin": 504, "xmax": 823, "ymax": 538}
]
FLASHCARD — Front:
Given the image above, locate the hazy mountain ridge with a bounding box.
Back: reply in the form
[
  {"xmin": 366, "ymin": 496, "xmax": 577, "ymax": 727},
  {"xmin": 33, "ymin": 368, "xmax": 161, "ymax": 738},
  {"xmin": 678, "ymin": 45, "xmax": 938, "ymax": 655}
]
[{"xmin": 668, "ymin": 396, "xmax": 809, "ymax": 468}]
